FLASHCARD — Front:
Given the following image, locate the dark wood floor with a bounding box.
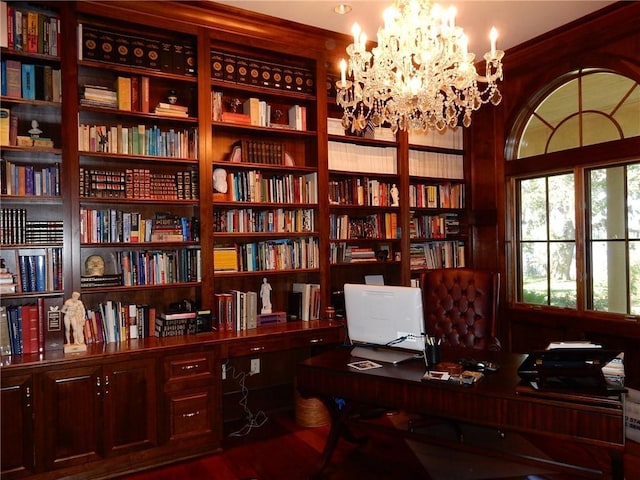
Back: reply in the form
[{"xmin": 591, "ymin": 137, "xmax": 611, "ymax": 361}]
[{"xmin": 119, "ymin": 410, "xmax": 640, "ymax": 480}]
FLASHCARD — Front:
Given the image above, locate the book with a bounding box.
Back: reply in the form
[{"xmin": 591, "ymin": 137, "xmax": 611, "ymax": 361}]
[
  {"xmin": 0, "ymin": 108, "xmax": 9, "ymax": 146},
  {"xmin": 292, "ymin": 282, "xmax": 312, "ymax": 321},
  {"xmin": 0, "ymin": 306, "xmax": 12, "ymax": 355},
  {"xmin": 116, "ymin": 76, "xmax": 132, "ymax": 111}
]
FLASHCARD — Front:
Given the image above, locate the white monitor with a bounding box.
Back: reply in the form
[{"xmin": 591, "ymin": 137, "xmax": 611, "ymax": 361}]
[{"xmin": 344, "ymin": 283, "xmax": 426, "ymax": 364}]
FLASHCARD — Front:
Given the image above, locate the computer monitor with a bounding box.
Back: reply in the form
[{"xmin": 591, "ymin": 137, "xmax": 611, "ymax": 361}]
[{"xmin": 344, "ymin": 283, "xmax": 426, "ymax": 364}]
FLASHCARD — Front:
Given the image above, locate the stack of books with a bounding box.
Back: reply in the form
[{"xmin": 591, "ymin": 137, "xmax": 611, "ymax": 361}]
[
  {"xmin": 80, "ymin": 84, "xmax": 117, "ymax": 108},
  {"xmin": 154, "ymin": 102, "xmax": 188, "ymax": 117}
]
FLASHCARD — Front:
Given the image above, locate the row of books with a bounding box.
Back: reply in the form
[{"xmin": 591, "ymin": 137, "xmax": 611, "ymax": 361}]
[
  {"xmin": 328, "ymin": 177, "xmax": 397, "ymax": 207},
  {"xmin": 214, "ymin": 237, "xmax": 319, "ymax": 272},
  {"xmin": 1, "ymin": 208, "xmax": 63, "ymax": 245},
  {"xmin": 0, "ymin": 302, "xmax": 45, "ymax": 356},
  {"xmin": 409, "ymin": 182, "xmax": 465, "ymax": 209},
  {"xmin": 229, "ymin": 138, "xmax": 286, "ymax": 164},
  {"xmin": 84, "ymin": 301, "xmax": 155, "ymax": 344},
  {"xmin": 290, "ymin": 282, "xmax": 321, "ymax": 321},
  {"xmin": 213, "ymin": 208, "xmax": 314, "ymax": 234},
  {"xmin": 409, "ymin": 212, "xmax": 461, "ymax": 239},
  {"xmin": 78, "ymin": 123, "xmax": 199, "ymax": 159},
  {"xmin": 215, "ymin": 290, "xmax": 258, "ymax": 332},
  {"xmin": 224, "ymin": 170, "xmax": 318, "ymax": 204},
  {"xmin": 116, "ymin": 248, "xmax": 201, "ymax": 286},
  {"xmin": 78, "ymin": 24, "xmax": 197, "ymax": 76},
  {"xmin": 79, "ymin": 167, "xmax": 198, "ymax": 200},
  {"xmin": 328, "ymin": 141, "xmax": 397, "ymax": 174},
  {"xmin": 329, "ymin": 244, "xmax": 380, "ymax": 264},
  {"xmin": 329, "ymin": 213, "xmax": 399, "ymax": 240},
  {"xmin": 210, "ymin": 49, "xmax": 314, "ymax": 94},
  {"xmin": 10, "ymin": 247, "xmax": 63, "ymax": 293},
  {"xmin": 327, "ymin": 117, "xmax": 396, "ymax": 142},
  {"xmin": 80, "ymin": 210, "xmax": 197, "ymax": 244},
  {"xmin": 1, "ymin": 60, "xmax": 62, "ymax": 102},
  {"xmin": 1, "ymin": 159, "xmax": 60, "ymax": 196},
  {"xmin": 408, "ymin": 150, "xmax": 464, "ymax": 180},
  {"xmin": 408, "ymin": 128, "xmax": 463, "ymax": 150},
  {"xmin": 409, "ymin": 241, "xmax": 466, "ymax": 270},
  {"xmin": 0, "ymin": 2, "xmax": 60, "ymax": 56}
]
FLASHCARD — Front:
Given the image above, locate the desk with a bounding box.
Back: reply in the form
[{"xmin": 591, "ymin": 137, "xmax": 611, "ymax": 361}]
[{"xmin": 296, "ymin": 347, "xmax": 625, "ymax": 479}]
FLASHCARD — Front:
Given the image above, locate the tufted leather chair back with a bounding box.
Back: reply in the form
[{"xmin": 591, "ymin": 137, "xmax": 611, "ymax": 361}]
[{"xmin": 420, "ymin": 268, "xmax": 501, "ymax": 351}]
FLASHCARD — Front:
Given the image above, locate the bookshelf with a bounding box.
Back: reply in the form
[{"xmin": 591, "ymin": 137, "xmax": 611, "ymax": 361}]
[
  {"xmin": 326, "ymin": 134, "xmax": 403, "ymax": 294},
  {"xmin": 208, "ymin": 38, "xmax": 321, "ymax": 321},
  {"xmin": 0, "ymin": 1, "xmax": 63, "ymax": 355}
]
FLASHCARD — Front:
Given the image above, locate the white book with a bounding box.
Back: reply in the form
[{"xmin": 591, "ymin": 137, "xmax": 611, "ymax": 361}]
[{"xmin": 292, "ymin": 282, "xmax": 311, "ymax": 321}]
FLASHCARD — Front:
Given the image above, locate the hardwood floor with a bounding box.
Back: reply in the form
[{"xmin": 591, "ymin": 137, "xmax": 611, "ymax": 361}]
[{"xmin": 119, "ymin": 410, "xmax": 640, "ymax": 480}]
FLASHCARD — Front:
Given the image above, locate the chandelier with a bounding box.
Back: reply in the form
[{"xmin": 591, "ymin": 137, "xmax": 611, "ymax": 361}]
[{"xmin": 336, "ymin": 0, "xmax": 504, "ymax": 133}]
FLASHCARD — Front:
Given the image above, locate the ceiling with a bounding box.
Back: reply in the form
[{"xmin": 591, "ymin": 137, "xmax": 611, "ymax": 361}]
[{"xmin": 213, "ymin": 0, "xmax": 616, "ymax": 52}]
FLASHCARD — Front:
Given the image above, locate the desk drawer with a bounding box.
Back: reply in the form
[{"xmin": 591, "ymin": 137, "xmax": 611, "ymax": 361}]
[
  {"xmin": 164, "ymin": 351, "xmax": 216, "ymax": 384},
  {"xmin": 169, "ymin": 391, "xmax": 213, "ymax": 439},
  {"xmin": 225, "ymin": 336, "xmax": 286, "ymax": 357}
]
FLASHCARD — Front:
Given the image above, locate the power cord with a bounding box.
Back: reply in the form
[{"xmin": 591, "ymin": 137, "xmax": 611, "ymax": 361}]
[{"xmin": 224, "ymin": 361, "xmax": 269, "ymax": 437}]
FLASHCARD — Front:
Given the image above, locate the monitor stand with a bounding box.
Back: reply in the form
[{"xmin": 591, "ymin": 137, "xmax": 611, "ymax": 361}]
[{"xmin": 351, "ymin": 346, "xmax": 422, "ymax": 365}]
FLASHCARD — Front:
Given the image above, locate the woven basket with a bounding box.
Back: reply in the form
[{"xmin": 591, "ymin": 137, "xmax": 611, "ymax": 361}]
[{"xmin": 294, "ymin": 391, "xmax": 330, "ymax": 427}]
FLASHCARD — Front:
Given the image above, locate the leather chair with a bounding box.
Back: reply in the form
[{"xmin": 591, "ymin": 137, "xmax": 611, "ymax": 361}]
[
  {"xmin": 409, "ymin": 268, "xmax": 501, "ymax": 440},
  {"xmin": 421, "ymin": 268, "xmax": 501, "ymax": 351}
]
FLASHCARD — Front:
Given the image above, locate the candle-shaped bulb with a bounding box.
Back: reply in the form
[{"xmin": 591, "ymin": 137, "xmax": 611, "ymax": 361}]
[
  {"xmin": 352, "ymin": 23, "xmax": 361, "ymax": 46},
  {"xmin": 490, "ymin": 27, "xmax": 498, "ymax": 56},
  {"xmin": 360, "ymin": 32, "xmax": 367, "ymax": 48},
  {"xmin": 340, "ymin": 59, "xmax": 347, "ymax": 84},
  {"xmin": 448, "ymin": 6, "xmax": 456, "ymax": 28}
]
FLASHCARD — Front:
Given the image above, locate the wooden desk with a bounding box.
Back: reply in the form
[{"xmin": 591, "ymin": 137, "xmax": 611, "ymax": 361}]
[{"xmin": 297, "ymin": 347, "xmax": 626, "ymax": 479}]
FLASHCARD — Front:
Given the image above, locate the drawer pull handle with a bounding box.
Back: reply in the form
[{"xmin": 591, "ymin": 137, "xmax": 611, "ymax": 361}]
[
  {"xmin": 181, "ymin": 364, "xmax": 199, "ymax": 371},
  {"xmin": 250, "ymin": 346, "xmax": 264, "ymax": 352},
  {"xmin": 182, "ymin": 411, "xmax": 200, "ymax": 418},
  {"xmin": 309, "ymin": 338, "xmax": 323, "ymax": 344}
]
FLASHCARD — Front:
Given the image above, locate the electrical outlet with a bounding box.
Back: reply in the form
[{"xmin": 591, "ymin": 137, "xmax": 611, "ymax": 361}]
[
  {"xmin": 250, "ymin": 358, "xmax": 260, "ymax": 375},
  {"xmin": 222, "ymin": 363, "xmax": 226, "ymax": 380}
]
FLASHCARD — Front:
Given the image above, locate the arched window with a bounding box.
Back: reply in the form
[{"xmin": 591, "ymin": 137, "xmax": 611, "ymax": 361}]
[{"xmin": 508, "ymin": 70, "xmax": 640, "ymax": 316}]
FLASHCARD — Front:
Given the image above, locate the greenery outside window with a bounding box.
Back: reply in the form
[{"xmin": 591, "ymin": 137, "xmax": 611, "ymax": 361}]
[{"xmin": 509, "ymin": 70, "xmax": 640, "ymax": 317}]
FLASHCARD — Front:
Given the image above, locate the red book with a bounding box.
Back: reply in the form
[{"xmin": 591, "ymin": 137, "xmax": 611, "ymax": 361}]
[
  {"xmin": 36, "ymin": 297, "xmax": 45, "ymax": 353},
  {"xmin": 21, "ymin": 304, "xmax": 39, "ymax": 354},
  {"xmin": 140, "ymin": 76, "xmax": 149, "ymax": 113}
]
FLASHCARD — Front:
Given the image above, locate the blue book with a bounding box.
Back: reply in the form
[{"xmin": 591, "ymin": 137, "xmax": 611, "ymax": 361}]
[
  {"xmin": 34, "ymin": 254, "xmax": 46, "ymax": 291},
  {"xmin": 1, "ymin": 61, "xmax": 6, "ymax": 96},
  {"xmin": 21, "ymin": 63, "xmax": 35, "ymax": 99},
  {"xmin": 7, "ymin": 305, "xmax": 23, "ymax": 355}
]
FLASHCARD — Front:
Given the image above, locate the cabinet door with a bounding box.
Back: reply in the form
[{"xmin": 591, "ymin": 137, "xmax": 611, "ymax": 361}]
[
  {"xmin": 103, "ymin": 358, "xmax": 157, "ymax": 455},
  {"xmin": 40, "ymin": 365, "xmax": 103, "ymax": 471},
  {"xmin": 1, "ymin": 373, "xmax": 35, "ymax": 477}
]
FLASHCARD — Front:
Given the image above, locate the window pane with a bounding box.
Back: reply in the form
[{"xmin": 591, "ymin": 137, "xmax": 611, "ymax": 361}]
[
  {"xmin": 550, "ymin": 242, "xmax": 576, "ymax": 308},
  {"xmin": 536, "ymin": 80, "xmax": 578, "ymax": 127},
  {"xmin": 520, "ymin": 178, "xmax": 547, "ymax": 241},
  {"xmin": 548, "ymin": 174, "xmax": 575, "ymax": 240},
  {"xmin": 548, "ymin": 115, "xmax": 580, "ymax": 152},
  {"xmin": 629, "ymin": 163, "xmax": 640, "ymax": 240},
  {"xmin": 590, "ymin": 166, "xmax": 626, "ymax": 240},
  {"xmin": 517, "ymin": 116, "xmax": 549, "ymax": 159},
  {"xmin": 583, "ymin": 112, "xmax": 621, "ymax": 146},
  {"xmin": 521, "ymin": 241, "xmax": 548, "ymax": 305},
  {"xmin": 616, "ymin": 86, "xmax": 640, "ymax": 138},
  {"xmin": 590, "ymin": 240, "xmax": 627, "ymax": 313},
  {"xmin": 631, "ymin": 240, "xmax": 640, "ymax": 315}
]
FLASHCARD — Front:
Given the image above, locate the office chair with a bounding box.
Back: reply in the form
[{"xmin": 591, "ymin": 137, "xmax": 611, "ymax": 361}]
[{"xmin": 409, "ymin": 268, "xmax": 501, "ymax": 441}]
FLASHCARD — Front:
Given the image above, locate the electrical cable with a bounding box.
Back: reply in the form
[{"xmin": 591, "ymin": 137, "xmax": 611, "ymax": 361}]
[{"xmin": 224, "ymin": 361, "xmax": 269, "ymax": 437}]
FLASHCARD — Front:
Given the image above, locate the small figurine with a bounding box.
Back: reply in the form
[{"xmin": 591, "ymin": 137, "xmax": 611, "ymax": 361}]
[
  {"xmin": 29, "ymin": 120, "xmax": 42, "ymax": 138},
  {"xmin": 61, "ymin": 291, "xmax": 87, "ymax": 352},
  {"xmin": 213, "ymin": 167, "xmax": 228, "ymax": 194},
  {"xmin": 390, "ymin": 184, "xmax": 399, "ymax": 206},
  {"xmin": 167, "ymin": 89, "xmax": 178, "ymax": 105},
  {"xmin": 260, "ymin": 277, "xmax": 272, "ymax": 314}
]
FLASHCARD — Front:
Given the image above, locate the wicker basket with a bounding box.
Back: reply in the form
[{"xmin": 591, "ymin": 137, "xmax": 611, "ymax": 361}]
[{"xmin": 294, "ymin": 391, "xmax": 330, "ymax": 427}]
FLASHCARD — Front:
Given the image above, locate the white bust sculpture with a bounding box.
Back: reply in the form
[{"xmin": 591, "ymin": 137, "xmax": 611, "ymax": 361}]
[
  {"xmin": 213, "ymin": 167, "xmax": 228, "ymax": 194},
  {"xmin": 390, "ymin": 184, "xmax": 399, "ymax": 206}
]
